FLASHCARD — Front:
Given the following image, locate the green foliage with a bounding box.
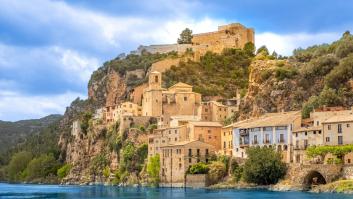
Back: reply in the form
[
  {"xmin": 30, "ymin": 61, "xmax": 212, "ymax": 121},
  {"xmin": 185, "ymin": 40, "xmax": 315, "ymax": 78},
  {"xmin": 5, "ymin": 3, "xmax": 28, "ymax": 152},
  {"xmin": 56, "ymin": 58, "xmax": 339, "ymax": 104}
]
[
  {"xmin": 103, "ymin": 166, "xmax": 110, "ymax": 178},
  {"xmin": 187, "ymin": 162, "xmax": 209, "ymax": 174},
  {"xmin": 177, "ymin": 28, "xmax": 193, "ymax": 44},
  {"xmin": 80, "ymin": 111, "xmax": 92, "ymax": 135},
  {"xmin": 325, "ymin": 54, "xmax": 353, "ymax": 89},
  {"xmin": 24, "ymin": 154, "xmax": 61, "ymax": 181},
  {"xmin": 306, "ymin": 145, "xmax": 353, "ymax": 158},
  {"xmin": 147, "ymin": 155, "xmax": 160, "ymax": 186},
  {"xmin": 57, "ymin": 163, "xmax": 71, "ymax": 179},
  {"xmin": 147, "ymin": 124, "xmax": 158, "ymax": 132},
  {"xmin": 6, "ymin": 151, "xmax": 33, "ymax": 181},
  {"xmin": 112, "ymin": 168, "xmax": 128, "ymax": 185},
  {"xmin": 243, "ymin": 147, "xmax": 287, "ymax": 185},
  {"xmin": 301, "ymin": 55, "xmax": 339, "ymax": 79},
  {"xmin": 208, "ymin": 161, "xmax": 227, "ymax": 184},
  {"xmin": 256, "ymin": 46, "xmax": 269, "ymax": 56},
  {"xmin": 260, "ymin": 69, "xmax": 273, "ymax": 82},
  {"xmin": 164, "ymin": 48, "xmax": 254, "ymax": 98},
  {"xmin": 274, "ymin": 66, "xmax": 298, "ymax": 81},
  {"xmin": 301, "ymin": 87, "xmax": 342, "ymax": 118},
  {"xmin": 243, "ymin": 42, "xmax": 255, "ymax": 56},
  {"xmin": 90, "ymin": 154, "xmax": 109, "ymax": 176},
  {"xmin": 120, "ymin": 142, "xmax": 147, "ymax": 173},
  {"xmin": 233, "ymin": 166, "xmax": 244, "ymax": 182}
]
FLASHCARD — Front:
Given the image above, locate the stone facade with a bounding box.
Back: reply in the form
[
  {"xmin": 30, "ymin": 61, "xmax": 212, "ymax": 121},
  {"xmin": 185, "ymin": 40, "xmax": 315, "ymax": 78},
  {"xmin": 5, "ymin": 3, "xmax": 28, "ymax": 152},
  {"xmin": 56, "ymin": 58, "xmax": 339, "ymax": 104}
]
[
  {"xmin": 187, "ymin": 121, "xmax": 222, "ymax": 151},
  {"xmin": 142, "ymin": 71, "xmax": 202, "ymax": 126},
  {"xmin": 220, "ymin": 124, "xmax": 233, "ymax": 156},
  {"xmin": 160, "ymin": 140, "xmax": 215, "ymax": 187},
  {"xmin": 192, "ymin": 23, "xmax": 254, "ymax": 55},
  {"xmin": 131, "ymin": 23, "xmax": 254, "ymax": 59}
]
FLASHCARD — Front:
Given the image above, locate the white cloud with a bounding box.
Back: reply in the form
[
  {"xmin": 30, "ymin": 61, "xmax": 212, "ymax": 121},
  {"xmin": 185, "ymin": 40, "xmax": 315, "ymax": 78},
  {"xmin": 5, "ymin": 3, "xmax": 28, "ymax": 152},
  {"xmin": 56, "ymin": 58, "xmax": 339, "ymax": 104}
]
[
  {"xmin": 256, "ymin": 32, "xmax": 341, "ymax": 56},
  {"xmin": 0, "ymin": 90, "xmax": 84, "ymax": 121}
]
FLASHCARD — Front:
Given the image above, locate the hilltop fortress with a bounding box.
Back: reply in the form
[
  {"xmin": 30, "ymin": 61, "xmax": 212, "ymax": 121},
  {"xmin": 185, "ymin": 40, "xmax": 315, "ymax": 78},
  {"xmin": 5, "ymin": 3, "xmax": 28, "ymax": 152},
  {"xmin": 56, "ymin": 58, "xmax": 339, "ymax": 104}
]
[{"xmin": 132, "ymin": 23, "xmax": 254, "ymax": 56}]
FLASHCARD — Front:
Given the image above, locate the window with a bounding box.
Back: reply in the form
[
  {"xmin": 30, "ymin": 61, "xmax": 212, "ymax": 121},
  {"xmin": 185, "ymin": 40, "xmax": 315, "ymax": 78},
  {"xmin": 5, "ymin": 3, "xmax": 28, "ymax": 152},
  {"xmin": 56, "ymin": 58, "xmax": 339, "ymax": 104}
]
[
  {"xmin": 305, "ymin": 132, "xmax": 307, "ymax": 136},
  {"xmin": 348, "ymin": 159, "xmax": 351, "ymax": 164},
  {"xmin": 304, "ymin": 139, "xmax": 308, "ymax": 149},
  {"xmin": 189, "ymin": 158, "xmax": 192, "ymax": 163},
  {"xmin": 265, "ymin": 134, "xmax": 270, "ymax": 143},
  {"xmin": 188, "ymin": 149, "xmax": 192, "ymax": 156},
  {"xmin": 326, "ymin": 137, "xmax": 330, "ymax": 142},
  {"xmin": 197, "ymin": 149, "xmax": 200, "ymax": 156},
  {"xmin": 174, "ymin": 137, "xmax": 177, "ymax": 141},
  {"xmin": 317, "ymin": 121, "xmax": 319, "ymax": 126},
  {"xmin": 175, "ymin": 130, "xmax": 177, "ymax": 134},
  {"xmin": 295, "ymin": 133, "xmax": 298, "ymax": 137},
  {"xmin": 206, "ymin": 149, "xmax": 209, "ymax": 156},
  {"xmin": 154, "ymin": 75, "xmax": 158, "ymax": 83},
  {"xmin": 319, "ymin": 131, "xmax": 322, "ymax": 134},
  {"xmin": 348, "ymin": 124, "xmax": 351, "ymax": 128},
  {"xmin": 338, "ymin": 124, "xmax": 342, "ymax": 133},
  {"xmin": 279, "ymin": 134, "xmax": 285, "ymax": 143},
  {"xmin": 205, "ymin": 108, "xmax": 208, "ymax": 112},
  {"xmin": 253, "ymin": 135, "xmax": 258, "ymax": 144},
  {"xmin": 224, "ymin": 141, "xmax": 226, "ymax": 149},
  {"xmin": 313, "ymin": 131, "xmax": 316, "ymax": 134},
  {"xmin": 179, "ymin": 163, "xmax": 182, "ymax": 169},
  {"xmin": 328, "ymin": 125, "xmax": 331, "ymax": 130},
  {"xmin": 208, "ymin": 130, "xmax": 211, "ymax": 133},
  {"xmin": 184, "ymin": 96, "xmax": 187, "ymax": 101},
  {"xmin": 338, "ymin": 136, "xmax": 343, "ymax": 145},
  {"xmin": 224, "ymin": 132, "xmax": 226, "ymax": 136}
]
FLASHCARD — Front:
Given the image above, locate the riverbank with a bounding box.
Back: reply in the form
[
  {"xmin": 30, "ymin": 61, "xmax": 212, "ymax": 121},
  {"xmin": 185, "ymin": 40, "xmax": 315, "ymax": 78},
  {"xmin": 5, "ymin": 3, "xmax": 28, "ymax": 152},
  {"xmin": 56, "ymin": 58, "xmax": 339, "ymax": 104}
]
[{"xmin": 310, "ymin": 180, "xmax": 353, "ymax": 194}]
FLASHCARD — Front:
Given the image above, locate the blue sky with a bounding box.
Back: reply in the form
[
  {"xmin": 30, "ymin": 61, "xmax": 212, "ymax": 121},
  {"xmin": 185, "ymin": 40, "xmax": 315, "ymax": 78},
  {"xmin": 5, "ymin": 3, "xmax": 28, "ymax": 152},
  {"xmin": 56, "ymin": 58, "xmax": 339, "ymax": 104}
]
[{"xmin": 0, "ymin": 0, "xmax": 352, "ymax": 121}]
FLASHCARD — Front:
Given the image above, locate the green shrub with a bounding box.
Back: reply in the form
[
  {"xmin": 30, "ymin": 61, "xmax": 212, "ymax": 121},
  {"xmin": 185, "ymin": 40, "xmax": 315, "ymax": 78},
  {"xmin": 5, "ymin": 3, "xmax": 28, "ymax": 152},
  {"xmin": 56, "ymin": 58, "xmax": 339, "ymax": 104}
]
[
  {"xmin": 103, "ymin": 166, "xmax": 110, "ymax": 178},
  {"xmin": 25, "ymin": 154, "xmax": 61, "ymax": 181},
  {"xmin": 90, "ymin": 154, "xmax": 109, "ymax": 176},
  {"xmin": 208, "ymin": 161, "xmax": 227, "ymax": 184},
  {"xmin": 57, "ymin": 164, "xmax": 71, "ymax": 179},
  {"xmin": 233, "ymin": 166, "xmax": 243, "ymax": 182},
  {"xmin": 6, "ymin": 151, "xmax": 32, "ymax": 181},
  {"xmin": 187, "ymin": 162, "xmax": 209, "ymax": 174},
  {"xmin": 275, "ymin": 67, "xmax": 298, "ymax": 81},
  {"xmin": 260, "ymin": 70, "xmax": 273, "ymax": 82},
  {"xmin": 242, "ymin": 147, "xmax": 287, "ymax": 185},
  {"xmin": 147, "ymin": 155, "xmax": 160, "ymax": 186}
]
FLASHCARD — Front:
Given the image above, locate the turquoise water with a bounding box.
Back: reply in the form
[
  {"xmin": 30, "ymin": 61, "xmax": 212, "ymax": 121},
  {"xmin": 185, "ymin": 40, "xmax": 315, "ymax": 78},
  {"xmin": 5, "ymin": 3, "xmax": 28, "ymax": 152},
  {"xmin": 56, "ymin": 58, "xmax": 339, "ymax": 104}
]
[{"xmin": 0, "ymin": 183, "xmax": 352, "ymax": 199}]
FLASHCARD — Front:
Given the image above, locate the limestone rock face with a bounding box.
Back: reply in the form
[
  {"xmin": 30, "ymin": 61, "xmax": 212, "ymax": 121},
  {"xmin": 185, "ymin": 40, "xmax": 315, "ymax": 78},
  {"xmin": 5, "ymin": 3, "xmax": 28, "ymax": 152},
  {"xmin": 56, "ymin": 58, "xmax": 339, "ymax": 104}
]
[{"xmin": 240, "ymin": 59, "xmax": 300, "ymax": 119}]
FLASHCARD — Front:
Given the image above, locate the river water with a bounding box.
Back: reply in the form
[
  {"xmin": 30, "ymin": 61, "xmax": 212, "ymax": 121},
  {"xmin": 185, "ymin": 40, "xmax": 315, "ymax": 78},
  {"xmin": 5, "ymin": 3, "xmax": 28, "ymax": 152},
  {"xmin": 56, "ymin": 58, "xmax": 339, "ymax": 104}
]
[{"xmin": 0, "ymin": 183, "xmax": 351, "ymax": 199}]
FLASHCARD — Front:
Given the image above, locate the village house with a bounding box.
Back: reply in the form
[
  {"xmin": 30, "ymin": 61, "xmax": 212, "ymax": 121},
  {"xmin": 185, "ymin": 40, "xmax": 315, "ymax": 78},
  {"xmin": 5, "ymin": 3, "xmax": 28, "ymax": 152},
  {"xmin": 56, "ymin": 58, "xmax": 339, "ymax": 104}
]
[
  {"xmin": 200, "ymin": 101, "xmax": 229, "ymax": 122},
  {"xmin": 292, "ymin": 107, "xmax": 353, "ymax": 164},
  {"xmin": 233, "ymin": 111, "xmax": 301, "ymax": 163},
  {"xmin": 292, "ymin": 126, "xmax": 323, "ymax": 164},
  {"xmin": 187, "ymin": 121, "xmax": 222, "ymax": 151},
  {"xmin": 322, "ymin": 114, "xmax": 353, "ymax": 146},
  {"xmin": 103, "ymin": 102, "xmax": 142, "ymax": 124},
  {"xmin": 148, "ymin": 125, "xmax": 188, "ymax": 158},
  {"xmin": 159, "ymin": 140, "xmax": 215, "ymax": 187},
  {"xmin": 142, "ymin": 71, "xmax": 202, "ymax": 126},
  {"xmin": 220, "ymin": 124, "xmax": 234, "ymax": 156}
]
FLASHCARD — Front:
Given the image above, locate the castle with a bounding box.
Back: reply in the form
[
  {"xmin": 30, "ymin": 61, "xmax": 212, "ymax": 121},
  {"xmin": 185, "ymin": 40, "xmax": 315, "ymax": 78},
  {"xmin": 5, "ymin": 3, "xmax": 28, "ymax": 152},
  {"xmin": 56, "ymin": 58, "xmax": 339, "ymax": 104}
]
[{"xmin": 131, "ymin": 23, "xmax": 254, "ymax": 56}]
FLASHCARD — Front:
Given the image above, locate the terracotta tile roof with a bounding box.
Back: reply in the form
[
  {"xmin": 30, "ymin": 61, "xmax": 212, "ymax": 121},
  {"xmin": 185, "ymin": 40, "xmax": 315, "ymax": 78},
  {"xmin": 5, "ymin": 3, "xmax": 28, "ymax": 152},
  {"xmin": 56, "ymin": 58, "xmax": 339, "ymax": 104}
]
[
  {"xmin": 169, "ymin": 82, "xmax": 193, "ymax": 88},
  {"xmin": 235, "ymin": 111, "xmax": 301, "ymax": 129},
  {"xmin": 160, "ymin": 140, "xmax": 215, "ymax": 148},
  {"xmin": 322, "ymin": 114, "xmax": 353, "ymax": 123},
  {"xmin": 189, "ymin": 121, "xmax": 223, "ymax": 127},
  {"xmin": 293, "ymin": 126, "xmax": 322, "ymax": 133}
]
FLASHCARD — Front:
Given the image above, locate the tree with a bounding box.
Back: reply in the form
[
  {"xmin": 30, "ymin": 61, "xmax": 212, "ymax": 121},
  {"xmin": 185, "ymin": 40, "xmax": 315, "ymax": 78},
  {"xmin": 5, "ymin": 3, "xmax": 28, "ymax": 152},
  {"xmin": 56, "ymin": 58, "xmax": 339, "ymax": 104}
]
[
  {"xmin": 7, "ymin": 151, "xmax": 32, "ymax": 181},
  {"xmin": 187, "ymin": 162, "xmax": 209, "ymax": 174},
  {"xmin": 25, "ymin": 154, "xmax": 60, "ymax": 181},
  {"xmin": 242, "ymin": 147, "xmax": 287, "ymax": 185},
  {"xmin": 256, "ymin": 45, "xmax": 269, "ymax": 56},
  {"xmin": 177, "ymin": 28, "xmax": 193, "ymax": 44},
  {"xmin": 243, "ymin": 42, "xmax": 255, "ymax": 56},
  {"xmin": 208, "ymin": 161, "xmax": 227, "ymax": 184},
  {"xmin": 57, "ymin": 163, "xmax": 71, "ymax": 179},
  {"xmin": 147, "ymin": 155, "xmax": 160, "ymax": 186}
]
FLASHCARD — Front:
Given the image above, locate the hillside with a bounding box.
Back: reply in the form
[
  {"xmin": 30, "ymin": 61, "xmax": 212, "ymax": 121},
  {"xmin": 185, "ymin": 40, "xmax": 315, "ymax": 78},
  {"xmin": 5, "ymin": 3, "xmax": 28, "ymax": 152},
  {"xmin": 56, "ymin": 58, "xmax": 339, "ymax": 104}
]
[
  {"xmin": 240, "ymin": 32, "xmax": 353, "ymax": 118},
  {"xmin": 0, "ymin": 114, "xmax": 62, "ymax": 158}
]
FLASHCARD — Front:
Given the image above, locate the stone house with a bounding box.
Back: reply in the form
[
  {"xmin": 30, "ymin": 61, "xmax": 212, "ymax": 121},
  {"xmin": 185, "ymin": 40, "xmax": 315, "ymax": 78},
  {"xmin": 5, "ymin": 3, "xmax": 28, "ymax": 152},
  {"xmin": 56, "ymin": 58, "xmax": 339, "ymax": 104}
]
[
  {"xmin": 220, "ymin": 124, "xmax": 234, "ymax": 156},
  {"xmin": 292, "ymin": 126, "xmax": 323, "ymax": 164},
  {"xmin": 147, "ymin": 125, "xmax": 188, "ymax": 158},
  {"xmin": 187, "ymin": 121, "xmax": 222, "ymax": 151},
  {"xmin": 200, "ymin": 100, "xmax": 238, "ymax": 122},
  {"xmin": 322, "ymin": 114, "xmax": 353, "ymax": 146},
  {"xmin": 159, "ymin": 140, "xmax": 215, "ymax": 187}
]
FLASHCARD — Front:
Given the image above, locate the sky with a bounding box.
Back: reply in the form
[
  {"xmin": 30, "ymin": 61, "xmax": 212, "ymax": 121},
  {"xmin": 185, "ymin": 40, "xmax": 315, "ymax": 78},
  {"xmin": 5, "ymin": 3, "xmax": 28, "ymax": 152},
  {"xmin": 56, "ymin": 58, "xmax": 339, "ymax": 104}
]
[{"xmin": 0, "ymin": 0, "xmax": 352, "ymax": 121}]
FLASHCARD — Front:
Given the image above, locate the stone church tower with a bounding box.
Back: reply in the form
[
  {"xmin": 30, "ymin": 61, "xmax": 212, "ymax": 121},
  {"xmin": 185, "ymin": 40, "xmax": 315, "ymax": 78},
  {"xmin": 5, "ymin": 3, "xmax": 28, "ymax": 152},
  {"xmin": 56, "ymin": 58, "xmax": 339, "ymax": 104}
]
[{"xmin": 142, "ymin": 71, "xmax": 164, "ymax": 116}]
